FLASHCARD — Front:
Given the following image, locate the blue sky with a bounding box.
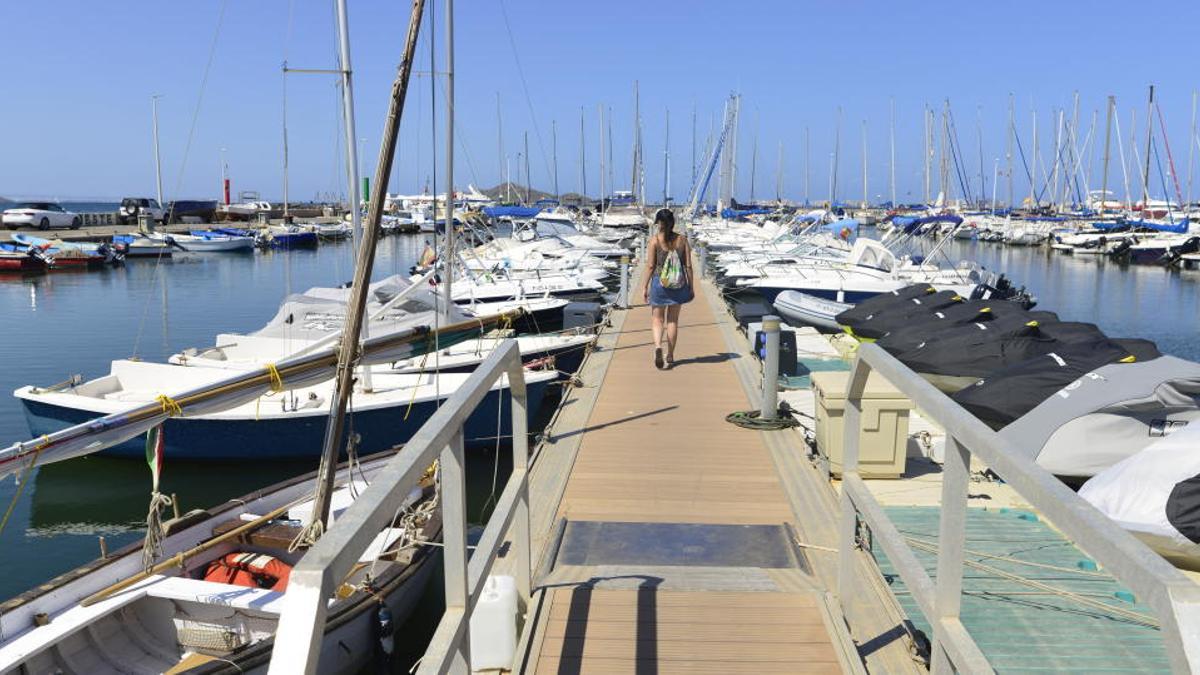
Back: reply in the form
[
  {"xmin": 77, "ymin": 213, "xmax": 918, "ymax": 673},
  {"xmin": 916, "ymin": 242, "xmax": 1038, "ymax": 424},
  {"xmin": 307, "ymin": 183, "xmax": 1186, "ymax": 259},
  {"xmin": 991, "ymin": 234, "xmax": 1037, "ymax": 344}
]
[{"xmin": 3, "ymin": 0, "xmax": 1200, "ymax": 205}]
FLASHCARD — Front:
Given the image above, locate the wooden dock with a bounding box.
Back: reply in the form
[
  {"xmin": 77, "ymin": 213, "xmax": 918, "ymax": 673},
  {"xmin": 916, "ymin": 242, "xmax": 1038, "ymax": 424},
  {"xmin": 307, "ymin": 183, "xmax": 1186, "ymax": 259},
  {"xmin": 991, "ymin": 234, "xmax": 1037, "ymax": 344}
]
[{"xmin": 500, "ymin": 263, "xmax": 919, "ymax": 674}]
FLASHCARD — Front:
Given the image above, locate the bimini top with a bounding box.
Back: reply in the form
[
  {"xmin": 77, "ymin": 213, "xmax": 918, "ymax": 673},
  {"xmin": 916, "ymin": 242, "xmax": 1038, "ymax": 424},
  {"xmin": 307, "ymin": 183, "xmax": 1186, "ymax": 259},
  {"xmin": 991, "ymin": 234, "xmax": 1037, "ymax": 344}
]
[
  {"xmin": 1001, "ymin": 356, "xmax": 1200, "ymax": 478},
  {"xmin": 952, "ymin": 337, "xmax": 1161, "ymax": 429}
]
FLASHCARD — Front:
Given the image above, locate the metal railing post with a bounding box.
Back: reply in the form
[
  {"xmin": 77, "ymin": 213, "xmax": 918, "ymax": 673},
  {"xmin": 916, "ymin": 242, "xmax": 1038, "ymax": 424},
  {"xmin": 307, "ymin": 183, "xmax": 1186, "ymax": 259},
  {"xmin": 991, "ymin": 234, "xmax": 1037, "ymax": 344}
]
[
  {"xmin": 697, "ymin": 245, "xmax": 707, "ymax": 277},
  {"xmin": 618, "ymin": 255, "xmax": 630, "ymax": 308},
  {"xmin": 931, "ymin": 435, "xmax": 970, "ymax": 675},
  {"xmin": 837, "ymin": 357, "xmax": 870, "ymax": 606},
  {"xmin": 760, "ymin": 315, "xmax": 780, "ymax": 419},
  {"xmin": 508, "ymin": 362, "xmax": 532, "ymax": 604},
  {"xmin": 439, "ymin": 430, "xmax": 471, "ymax": 672}
]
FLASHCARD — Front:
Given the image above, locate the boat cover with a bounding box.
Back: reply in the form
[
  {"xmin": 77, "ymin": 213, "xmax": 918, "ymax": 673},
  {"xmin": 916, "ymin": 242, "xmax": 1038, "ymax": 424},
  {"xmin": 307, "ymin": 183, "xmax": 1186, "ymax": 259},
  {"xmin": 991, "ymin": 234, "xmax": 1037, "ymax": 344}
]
[
  {"xmin": 841, "ymin": 290, "xmax": 968, "ymax": 339},
  {"xmin": 834, "ymin": 283, "xmax": 936, "ymax": 330},
  {"xmin": 483, "ymin": 205, "xmax": 542, "ymax": 219},
  {"xmin": 1079, "ymin": 422, "xmax": 1200, "ymax": 562},
  {"xmin": 951, "ymin": 338, "xmax": 1162, "ymax": 429},
  {"xmin": 251, "ymin": 275, "xmax": 469, "ymax": 341},
  {"xmin": 895, "ymin": 320, "xmax": 1110, "ymax": 378},
  {"xmin": 878, "ymin": 305, "xmax": 1059, "ymax": 355},
  {"xmin": 1000, "ymin": 356, "xmax": 1200, "ymax": 477}
]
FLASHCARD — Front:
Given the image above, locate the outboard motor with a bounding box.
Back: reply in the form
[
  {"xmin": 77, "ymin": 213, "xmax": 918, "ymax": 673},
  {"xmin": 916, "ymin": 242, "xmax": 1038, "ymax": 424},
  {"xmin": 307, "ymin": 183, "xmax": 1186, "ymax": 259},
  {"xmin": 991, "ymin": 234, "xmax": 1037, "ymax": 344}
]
[
  {"xmin": 1107, "ymin": 237, "xmax": 1135, "ymax": 262},
  {"xmin": 1162, "ymin": 236, "xmax": 1200, "ymax": 267}
]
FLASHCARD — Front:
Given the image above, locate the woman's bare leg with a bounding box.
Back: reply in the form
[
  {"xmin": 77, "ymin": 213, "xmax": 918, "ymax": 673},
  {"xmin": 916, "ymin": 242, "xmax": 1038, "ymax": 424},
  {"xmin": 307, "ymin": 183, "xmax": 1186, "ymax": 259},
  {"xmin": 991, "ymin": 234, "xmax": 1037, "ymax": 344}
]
[
  {"xmin": 665, "ymin": 304, "xmax": 681, "ymax": 360},
  {"xmin": 651, "ymin": 305, "xmax": 665, "ymax": 351}
]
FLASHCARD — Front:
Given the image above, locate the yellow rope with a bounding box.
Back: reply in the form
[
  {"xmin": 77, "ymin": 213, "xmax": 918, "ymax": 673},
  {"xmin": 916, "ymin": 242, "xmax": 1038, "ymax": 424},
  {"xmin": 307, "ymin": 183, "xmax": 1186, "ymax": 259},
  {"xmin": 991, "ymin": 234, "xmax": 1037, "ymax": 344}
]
[
  {"xmin": 0, "ymin": 439, "xmax": 48, "ymax": 536},
  {"xmin": 155, "ymin": 394, "xmax": 183, "ymax": 417},
  {"xmin": 265, "ymin": 362, "xmax": 284, "ymax": 392},
  {"xmin": 403, "ymin": 351, "xmax": 431, "ymax": 420}
]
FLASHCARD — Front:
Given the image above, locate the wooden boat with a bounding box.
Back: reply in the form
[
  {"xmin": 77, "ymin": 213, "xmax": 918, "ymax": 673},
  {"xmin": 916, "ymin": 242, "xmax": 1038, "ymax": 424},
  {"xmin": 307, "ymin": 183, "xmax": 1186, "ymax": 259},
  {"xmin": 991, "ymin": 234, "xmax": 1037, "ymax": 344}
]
[
  {"xmin": 10, "ymin": 234, "xmax": 124, "ymax": 268},
  {"xmin": 0, "ymin": 450, "xmax": 442, "ymax": 674}
]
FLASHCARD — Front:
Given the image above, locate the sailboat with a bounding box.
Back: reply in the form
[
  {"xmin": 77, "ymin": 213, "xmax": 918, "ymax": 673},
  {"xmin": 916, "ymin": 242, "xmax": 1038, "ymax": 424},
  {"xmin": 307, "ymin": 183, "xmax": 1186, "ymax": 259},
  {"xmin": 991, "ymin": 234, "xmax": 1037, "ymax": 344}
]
[{"xmin": 0, "ymin": 2, "xmax": 526, "ymax": 672}]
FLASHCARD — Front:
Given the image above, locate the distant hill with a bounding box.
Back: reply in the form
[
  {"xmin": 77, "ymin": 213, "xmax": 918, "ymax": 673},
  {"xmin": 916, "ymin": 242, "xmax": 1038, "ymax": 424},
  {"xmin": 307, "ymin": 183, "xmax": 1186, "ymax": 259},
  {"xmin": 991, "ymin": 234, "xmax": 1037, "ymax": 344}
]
[
  {"xmin": 0, "ymin": 196, "xmax": 10, "ymax": 204},
  {"xmin": 480, "ymin": 183, "xmax": 593, "ymax": 205}
]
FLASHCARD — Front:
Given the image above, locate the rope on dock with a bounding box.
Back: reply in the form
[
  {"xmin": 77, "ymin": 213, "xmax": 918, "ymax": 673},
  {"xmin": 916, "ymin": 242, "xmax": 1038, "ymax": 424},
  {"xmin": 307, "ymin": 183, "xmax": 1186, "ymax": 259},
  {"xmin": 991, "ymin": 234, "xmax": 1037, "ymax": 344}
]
[{"xmin": 724, "ymin": 409, "xmax": 800, "ymax": 431}]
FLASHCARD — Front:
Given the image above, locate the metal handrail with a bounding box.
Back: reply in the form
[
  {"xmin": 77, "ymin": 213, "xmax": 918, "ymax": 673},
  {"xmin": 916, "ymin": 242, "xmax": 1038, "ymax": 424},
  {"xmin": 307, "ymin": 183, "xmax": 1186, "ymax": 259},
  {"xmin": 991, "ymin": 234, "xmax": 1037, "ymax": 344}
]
[
  {"xmin": 836, "ymin": 343, "xmax": 1200, "ymax": 674},
  {"xmin": 269, "ymin": 339, "xmax": 531, "ymax": 674}
]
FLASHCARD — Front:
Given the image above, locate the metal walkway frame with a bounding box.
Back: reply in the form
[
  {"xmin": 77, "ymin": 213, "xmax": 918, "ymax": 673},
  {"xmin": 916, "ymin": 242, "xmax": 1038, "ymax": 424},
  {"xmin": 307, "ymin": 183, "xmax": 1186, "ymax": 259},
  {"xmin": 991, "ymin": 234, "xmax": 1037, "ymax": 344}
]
[
  {"xmin": 269, "ymin": 339, "xmax": 532, "ymax": 675},
  {"xmin": 837, "ymin": 342, "xmax": 1200, "ymax": 674}
]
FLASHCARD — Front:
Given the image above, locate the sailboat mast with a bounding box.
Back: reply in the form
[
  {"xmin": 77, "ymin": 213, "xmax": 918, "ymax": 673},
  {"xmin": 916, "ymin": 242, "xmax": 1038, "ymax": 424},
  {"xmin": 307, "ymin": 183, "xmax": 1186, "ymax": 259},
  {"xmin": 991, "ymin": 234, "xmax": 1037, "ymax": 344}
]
[
  {"xmin": 151, "ymin": 94, "xmax": 164, "ymax": 207},
  {"xmin": 1007, "ymin": 94, "xmax": 1014, "ymax": 208},
  {"xmin": 889, "ymin": 98, "xmax": 896, "ymax": 207},
  {"xmin": 749, "ymin": 111, "xmax": 758, "ymax": 202},
  {"xmin": 663, "ymin": 108, "xmax": 670, "ymax": 205},
  {"xmin": 309, "ymin": 0, "xmax": 426, "ymax": 532},
  {"xmin": 631, "ymin": 80, "xmax": 639, "ymax": 199},
  {"xmin": 1101, "ymin": 95, "xmax": 1114, "ymax": 213},
  {"xmin": 443, "ymin": 0, "xmax": 455, "ymax": 314},
  {"xmin": 832, "ymin": 106, "xmax": 841, "ymax": 205},
  {"xmin": 691, "ymin": 104, "xmax": 697, "ymax": 190},
  {"xmin": 551, "ymin": 119, "xmax": 559, "ymax": 202},
  {"xmin": 1142, "ymin": 84, "xmax": 1154, "ymax": 206},
  {"xmin": 805, "ymin": 125, "xmax": 810, "ymax": 205},
  {"xmin": 523, "ymin": 131, "xmax": 530, "ymax": 203},
  {"xmin": 776, "ymin": 140, "xmax": 783, "ymax": 203},
  {"xmin": 496, "ymin": 92, "xmax": 503, "ymax": 200},
  {"xmin": 976, "ymin": 106, "xmax": 984, "ymax": 209},
  {"xmin": 579, "ymin": 107, "xmax": 587, "ymax": 201},
  {"xmin": 598, "ymin": 104, "xmax": 605, "ymax": 207},
  {"xmin": 334, "ymin": 0, "xmax": 363, "ymax": 250},
  {"xmin": 923, "ymin": 105, "xmax": 931, "ymax": 204},
  {"xmin": 1188, "ymin": 90, "xmax": 1197, "ymax": 208},
  {"xmin": 1031, "ymin": 107, "xmax": 1038, "ymax": 207},
  {"xmin": 861, "ymin": 119, "xmax": 868, "ymax": 208}
]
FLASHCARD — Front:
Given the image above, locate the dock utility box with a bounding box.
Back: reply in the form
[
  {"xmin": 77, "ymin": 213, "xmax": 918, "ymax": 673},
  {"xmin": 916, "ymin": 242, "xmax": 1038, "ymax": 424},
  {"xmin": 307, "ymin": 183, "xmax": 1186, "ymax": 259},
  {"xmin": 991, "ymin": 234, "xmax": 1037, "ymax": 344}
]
[
  {"xmin": 751, "ymin": 329, "xmax": 799, "ymax": 377},
  {"xmin": 812, "ymin": 371, "xmax": 914, "ymax": 478},
  {"xmin": 563, "ymin": 301, "xmax": 602, "ymax": 331}
]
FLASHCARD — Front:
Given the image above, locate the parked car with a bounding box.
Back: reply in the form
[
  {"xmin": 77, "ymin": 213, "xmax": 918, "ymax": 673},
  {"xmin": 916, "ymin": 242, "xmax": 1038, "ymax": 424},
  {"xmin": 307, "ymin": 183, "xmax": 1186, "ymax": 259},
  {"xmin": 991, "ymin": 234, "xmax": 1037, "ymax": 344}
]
[
  {"xmin": 118, "ymin": 197, "xmax": 166, "ymax": 224},
  {"xmin": 2, "ymin": 202, "xmax": 81, "ymax": 230}
]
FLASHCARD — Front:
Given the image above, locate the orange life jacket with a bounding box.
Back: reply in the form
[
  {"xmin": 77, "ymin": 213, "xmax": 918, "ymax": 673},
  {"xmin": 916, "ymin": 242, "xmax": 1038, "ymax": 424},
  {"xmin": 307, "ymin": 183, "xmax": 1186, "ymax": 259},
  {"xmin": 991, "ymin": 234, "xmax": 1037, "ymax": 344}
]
[{"xmin": 203, "ymin": 552, "xmax": 292, "ymax": 592}]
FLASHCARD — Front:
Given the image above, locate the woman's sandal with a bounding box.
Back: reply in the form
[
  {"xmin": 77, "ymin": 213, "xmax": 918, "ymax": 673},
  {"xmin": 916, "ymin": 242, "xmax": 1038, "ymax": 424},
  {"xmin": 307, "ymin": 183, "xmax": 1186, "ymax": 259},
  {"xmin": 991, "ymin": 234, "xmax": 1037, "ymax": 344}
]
[{"xmin": 654, "ymin": 347, "xmax": 664, "ymax": 370}]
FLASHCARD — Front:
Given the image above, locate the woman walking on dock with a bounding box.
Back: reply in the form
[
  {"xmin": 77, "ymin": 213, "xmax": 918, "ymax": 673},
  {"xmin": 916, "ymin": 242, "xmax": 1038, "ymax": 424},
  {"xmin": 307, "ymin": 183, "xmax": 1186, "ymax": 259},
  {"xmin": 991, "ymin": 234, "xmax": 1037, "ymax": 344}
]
[{"xmin": 642, "ymin": 209, "xmax": 694, "ymax": 370}]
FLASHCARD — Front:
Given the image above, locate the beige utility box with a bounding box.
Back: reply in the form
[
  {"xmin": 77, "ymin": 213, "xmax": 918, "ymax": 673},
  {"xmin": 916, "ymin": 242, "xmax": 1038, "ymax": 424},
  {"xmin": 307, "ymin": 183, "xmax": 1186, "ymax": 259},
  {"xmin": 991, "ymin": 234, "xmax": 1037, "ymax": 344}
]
[{"xmin": 812, "ymin": 371, "xmax": 914, "ymax": 479}]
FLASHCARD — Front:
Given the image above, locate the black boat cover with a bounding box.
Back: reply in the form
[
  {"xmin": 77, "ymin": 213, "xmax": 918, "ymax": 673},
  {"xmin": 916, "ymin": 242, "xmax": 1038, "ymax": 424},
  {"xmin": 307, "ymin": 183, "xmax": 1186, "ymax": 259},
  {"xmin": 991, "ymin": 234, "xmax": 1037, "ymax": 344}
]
[
  {"xmin": 1001, "ymin": 355, "xmax": 1200, "ymax": 477},
  {"xmin": 834, "ymin": 284, "xmax": 936, "ymax": 331},
  {"xmin": 877, "ymin": 303, "xmax": 1059, "ymax": 355},
  {"xmin": 841, "ymin": 290, "xmax": 967, "ymax": 339},
  {"xmin": 895, "ymin": 320, "xmax": 1110, "ymax": 378},
  {"xmin": 951, "ymin": 338, "xmax": 1162, "ymax": 429}
]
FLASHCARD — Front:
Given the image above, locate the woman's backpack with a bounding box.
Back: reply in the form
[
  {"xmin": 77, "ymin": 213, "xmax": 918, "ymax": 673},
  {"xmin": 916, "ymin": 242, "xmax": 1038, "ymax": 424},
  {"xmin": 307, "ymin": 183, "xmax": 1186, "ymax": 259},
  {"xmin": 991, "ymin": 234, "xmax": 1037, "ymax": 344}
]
[{"xmin": 659, "ymin": 243, "xmax": 685, "ymax": 289}]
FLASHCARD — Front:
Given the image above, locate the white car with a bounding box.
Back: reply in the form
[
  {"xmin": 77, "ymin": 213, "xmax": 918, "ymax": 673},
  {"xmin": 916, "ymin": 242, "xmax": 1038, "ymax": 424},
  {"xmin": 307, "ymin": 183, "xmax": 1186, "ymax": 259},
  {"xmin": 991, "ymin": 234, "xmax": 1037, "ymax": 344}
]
[{"xmin": 2, "ymin": 202, "xmax": 81, "ymax": 230}]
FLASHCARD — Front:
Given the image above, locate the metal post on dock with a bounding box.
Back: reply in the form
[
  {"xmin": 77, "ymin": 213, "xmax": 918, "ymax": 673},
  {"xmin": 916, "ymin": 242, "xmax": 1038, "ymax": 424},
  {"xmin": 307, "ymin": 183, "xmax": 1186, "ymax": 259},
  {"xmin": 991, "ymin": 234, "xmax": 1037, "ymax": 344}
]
[
  {"xmin": 618, "ymin": 255, "xmax": 630, "ymax": 308},
  {"xmin": 760, "ymin": 314, "xmax": 780, "ymax": 419},
  {"xmin": 697, "ymin": 245, "xmax": 707, "ymax": 277}
]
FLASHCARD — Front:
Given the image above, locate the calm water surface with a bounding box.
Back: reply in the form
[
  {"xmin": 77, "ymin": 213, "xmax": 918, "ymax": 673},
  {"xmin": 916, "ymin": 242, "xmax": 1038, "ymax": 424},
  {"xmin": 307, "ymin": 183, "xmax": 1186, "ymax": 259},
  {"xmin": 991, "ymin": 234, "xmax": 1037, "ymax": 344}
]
[{"xmin": 0, "ymin": 232, "xmax": 1197, "ymax": 666}]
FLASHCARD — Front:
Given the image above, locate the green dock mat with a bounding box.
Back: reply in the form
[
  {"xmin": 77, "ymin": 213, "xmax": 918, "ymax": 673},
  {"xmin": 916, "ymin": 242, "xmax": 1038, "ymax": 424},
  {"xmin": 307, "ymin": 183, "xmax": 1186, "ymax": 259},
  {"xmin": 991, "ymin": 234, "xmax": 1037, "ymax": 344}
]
[
  {"xmin": 779, "ymin": 356, "xmax": 850, "ymax": 390},
  {"xmin": 871, "ymin": 506, "xmax": 1171, "ymax": 673}
]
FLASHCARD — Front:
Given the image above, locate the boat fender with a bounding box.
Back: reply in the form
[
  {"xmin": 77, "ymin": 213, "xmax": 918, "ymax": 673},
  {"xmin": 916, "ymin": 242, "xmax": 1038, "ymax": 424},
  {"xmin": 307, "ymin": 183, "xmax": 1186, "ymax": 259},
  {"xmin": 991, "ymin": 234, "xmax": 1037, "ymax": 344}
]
[
  {"xmin": 375, "ymin": 601, "xmax": 395, "ymax": 657},
  {"xmin": 203, "ymin": 552, "xmax": 292, "ymax": 591}
]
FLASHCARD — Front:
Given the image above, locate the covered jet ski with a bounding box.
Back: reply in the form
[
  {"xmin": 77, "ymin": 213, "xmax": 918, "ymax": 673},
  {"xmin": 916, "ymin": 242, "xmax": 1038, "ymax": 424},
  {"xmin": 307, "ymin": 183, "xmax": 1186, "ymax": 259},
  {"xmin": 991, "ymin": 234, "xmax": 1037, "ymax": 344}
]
[
  {"xmin": 839, "ymin": 289, "xmax": 966, "ymax": 340},
  {"xmin": 877, "ymin": 303, "xmax": 1058, "ymax": 355},
  {"xmin": 951, "ymin": 338, "xmax": 1162, "ymax": 428},
  {"xmin": 1000, "ymin": 356, "xmax": 1200, "ymax": 479},
  {"xmin": 1079, "ymin": 422, "xmax": 1200, "ymax": 570},
  {"xmin": 895, "ymin": 320, "xmax": 1111, "ymax": 392},
  {"xmin": 834, "ymin": 284, "xmax": 936, "ymax": 331}
]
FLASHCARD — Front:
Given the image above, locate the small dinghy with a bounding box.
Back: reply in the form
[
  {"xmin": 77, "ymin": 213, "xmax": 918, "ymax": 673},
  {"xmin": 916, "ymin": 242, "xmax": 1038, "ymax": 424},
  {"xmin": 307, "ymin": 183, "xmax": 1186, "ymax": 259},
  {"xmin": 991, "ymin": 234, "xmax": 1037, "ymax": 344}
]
[
  {"xmin": 10, "ymin": 234, "xmax": 124, "ymax": 268},
  {"xmin": 0, "ymin": 450, "xmax": 442, "ymax": 674}
]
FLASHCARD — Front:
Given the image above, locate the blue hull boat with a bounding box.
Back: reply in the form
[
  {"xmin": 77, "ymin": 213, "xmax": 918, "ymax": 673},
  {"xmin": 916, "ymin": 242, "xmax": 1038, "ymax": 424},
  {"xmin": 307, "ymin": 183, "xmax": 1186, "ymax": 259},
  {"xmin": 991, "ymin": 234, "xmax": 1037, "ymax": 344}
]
[{"xmin": 19, "ymin": 374, "xmax": 553, "ymax": 461}]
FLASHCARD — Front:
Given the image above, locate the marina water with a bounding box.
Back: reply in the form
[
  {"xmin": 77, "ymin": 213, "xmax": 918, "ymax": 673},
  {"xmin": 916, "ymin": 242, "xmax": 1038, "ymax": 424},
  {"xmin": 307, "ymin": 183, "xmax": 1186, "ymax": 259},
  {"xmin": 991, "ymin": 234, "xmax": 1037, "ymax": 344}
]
[{"xmin": 0, "ymin": 232, "xmax": 1197, "ymax": 663}]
